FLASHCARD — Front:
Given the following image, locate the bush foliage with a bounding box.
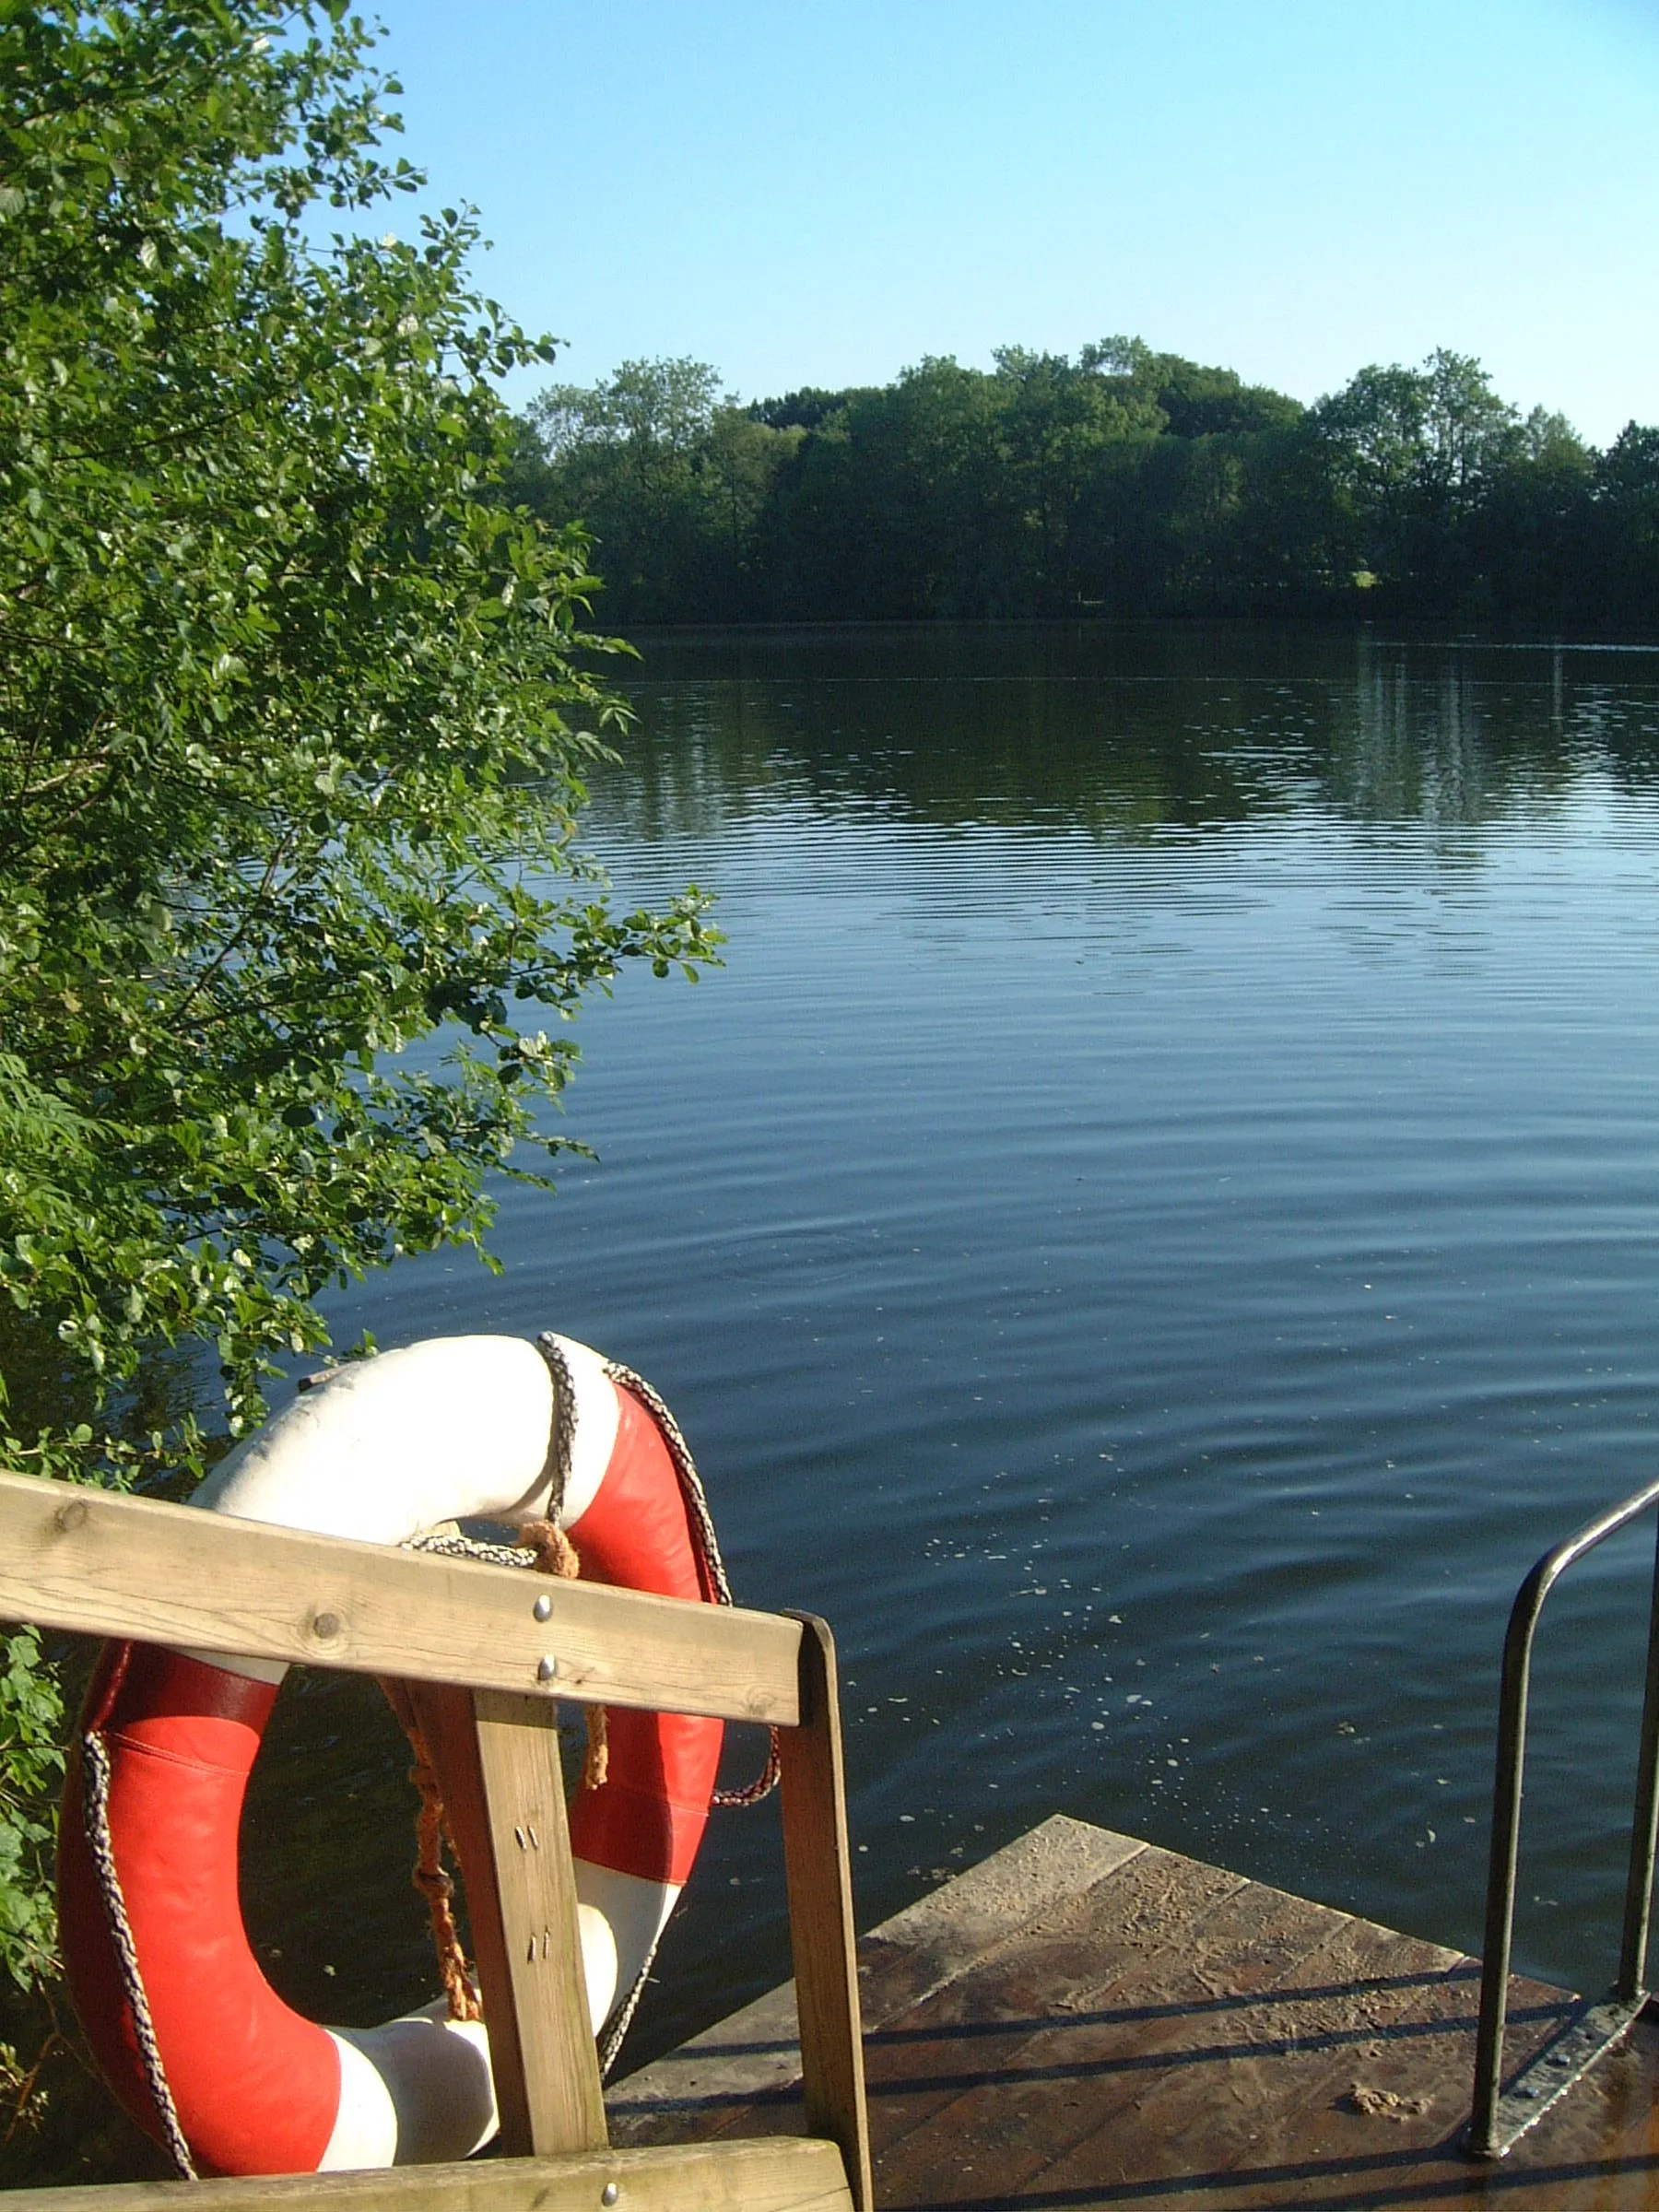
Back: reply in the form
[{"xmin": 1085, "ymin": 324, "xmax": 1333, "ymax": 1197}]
[{"xmin": 0, "ymin": 0, "xmax": 715, "ymax": 2029}]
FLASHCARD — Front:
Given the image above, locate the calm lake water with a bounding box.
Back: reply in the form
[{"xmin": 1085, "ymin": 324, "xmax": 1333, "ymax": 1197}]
[{"xmin": 233, "ymin": 623, "xmax": 1659, "ymax": 2111}]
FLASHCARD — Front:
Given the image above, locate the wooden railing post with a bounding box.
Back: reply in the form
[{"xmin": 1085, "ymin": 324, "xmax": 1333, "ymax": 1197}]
[
  {"xmin": 401, "ymin": 1683, "xmax": 606, "ymax": 2158},
  {"xmin": 778, "ymin": 1615, "xmax": 871, "ymax": 2212}
]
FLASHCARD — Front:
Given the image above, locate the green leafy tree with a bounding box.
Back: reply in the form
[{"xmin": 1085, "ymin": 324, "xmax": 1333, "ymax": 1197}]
[
  {"xmin": 0, "ymin": 0, "xmax": 716, "ymax": 2048},
  {"xmin": 1591, "ymin": 423, "xmax": 1659, "ymax": 630},
  {"xmin": 1468, "ymin": 406, "xmax": 1593, "ymax": 623},
  {"xmin": 1311, "ymin": 350, "xmax": 1533, "ymax": 606},
  {"xmin": 523, "ymin": 342, "xmax": 1628, "ymax": 629},
  {"xmin": 705, "ymin": 403, "xmax": 804, "ymax": 579},
  {"xmin": 520, "ymin": 359, "xmax": 802, "ymax": 619},
  {"xmin": 524, "ymin": 359, "xmax": 721, "ymax": 617},
  {"xmin": 990, "ymin": 347, "xmax": 1163, "ymax": 611}
]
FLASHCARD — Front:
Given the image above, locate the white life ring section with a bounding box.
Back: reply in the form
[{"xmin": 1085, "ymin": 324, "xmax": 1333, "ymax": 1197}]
[{"xmin": 56, "ymin": 1335, "xmax": 726, "ymax": 2176}]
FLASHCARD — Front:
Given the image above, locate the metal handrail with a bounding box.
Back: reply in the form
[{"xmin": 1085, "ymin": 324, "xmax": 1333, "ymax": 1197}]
[{"xmin": 1465, "ymin": 1471, "xmax": 1659, "ymax": 2158}]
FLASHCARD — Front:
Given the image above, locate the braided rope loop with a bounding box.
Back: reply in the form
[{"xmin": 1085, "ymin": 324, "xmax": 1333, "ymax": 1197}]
[
  {"xmin": 80, "ymin": 1722, "xmax": 198, "ymax": 2179},
  {"xmin": 598, "ymin": 1357, "xmax": 782, "ymax": 1810}
]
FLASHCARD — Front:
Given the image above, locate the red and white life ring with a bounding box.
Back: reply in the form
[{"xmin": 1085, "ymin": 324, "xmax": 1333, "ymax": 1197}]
[{"xmin": 58, "ymin": 1335, "xmax": 725, "ymax": 2175}]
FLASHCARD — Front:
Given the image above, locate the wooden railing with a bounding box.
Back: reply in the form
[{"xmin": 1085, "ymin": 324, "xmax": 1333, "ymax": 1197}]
[{"xmin": 0, "ymin": 1470, "xmax": 871, "ymax": 2212}]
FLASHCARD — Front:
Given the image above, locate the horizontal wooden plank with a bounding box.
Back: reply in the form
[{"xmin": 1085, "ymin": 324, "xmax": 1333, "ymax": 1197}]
[
  {"xmin": 0, "ymin": 2137, "xmax": 852, "ymax": 2212},
  {"xmin": 0, "ymin": 1472, "xmax": 800, "ymax": 1726}
]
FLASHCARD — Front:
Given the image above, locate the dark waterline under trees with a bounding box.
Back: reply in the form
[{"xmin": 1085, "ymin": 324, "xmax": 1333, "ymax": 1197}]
[{"xmin": 510, "ymin": 345, "xmax": 1659, "ymax": 633}]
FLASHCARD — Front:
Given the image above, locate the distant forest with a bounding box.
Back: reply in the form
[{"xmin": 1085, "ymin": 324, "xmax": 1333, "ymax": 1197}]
[{"xmin": 505, "ymin": 341, "xmax": 1659, "ymax": 629}]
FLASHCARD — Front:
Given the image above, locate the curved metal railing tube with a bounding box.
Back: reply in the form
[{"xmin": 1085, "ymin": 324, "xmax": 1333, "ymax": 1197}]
[{"xmin": 1466, "ymin": 1470, "xmax": 1659, "ymax": 2159}]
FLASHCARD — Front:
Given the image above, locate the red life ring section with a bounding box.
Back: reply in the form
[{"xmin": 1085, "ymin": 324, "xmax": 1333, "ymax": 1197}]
[{"xmin": 57, "ymin": 1335, "xmax": 726, "ymax": 2175}]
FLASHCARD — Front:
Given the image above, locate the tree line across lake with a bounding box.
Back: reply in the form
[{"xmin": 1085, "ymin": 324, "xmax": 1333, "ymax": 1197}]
[{"xmin": 507, "ymin": 343, "xmax": 1659, "ymax": 631}]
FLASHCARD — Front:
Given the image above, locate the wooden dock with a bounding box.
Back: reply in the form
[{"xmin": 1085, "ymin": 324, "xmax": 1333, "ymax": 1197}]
[{"xmin": 610, "ymin": 1817, "xmax": 1659, "ymax": 2210}]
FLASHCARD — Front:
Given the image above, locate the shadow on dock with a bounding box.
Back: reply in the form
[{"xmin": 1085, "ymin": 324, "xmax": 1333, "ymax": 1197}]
[{"xmin": 610, "ymin": 1817, "xmax": 1659, "ymax": 2210}]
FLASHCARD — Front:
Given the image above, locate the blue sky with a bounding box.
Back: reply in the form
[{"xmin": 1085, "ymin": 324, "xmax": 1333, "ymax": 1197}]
[{"xmin": 362, "ymin": 0, "xmax": 1659, "ymax": 444}]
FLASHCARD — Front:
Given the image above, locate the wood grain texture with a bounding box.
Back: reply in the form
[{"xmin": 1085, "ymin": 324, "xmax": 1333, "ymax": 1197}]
[
  {"xmin": 0, "ymin": 1470, "xmax": 800, "ymax": 1724},
  {"xmin": 390, "ymin": 1683, "xmax": 606, "ymax": 2159},
  {"xmin": 611, "ymin": 1818, "xmax": 1659, "ymax": 2212},
  {"xmin": 777, "ymin": 1615, "xmax": 872, "ymax": 2212},
  {"xmin": 470, "ymin": 1690, "xmax": 607, "ymax": 2156},
  {"xmin": 0, "ymin": 2137, "xmax": 853, "ymax": 2212}
]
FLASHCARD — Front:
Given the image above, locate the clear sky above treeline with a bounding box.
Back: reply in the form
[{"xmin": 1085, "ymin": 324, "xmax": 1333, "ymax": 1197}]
[{"xmin": 363, "ymin": 0, "xmax": 1659, "ymax": 447}]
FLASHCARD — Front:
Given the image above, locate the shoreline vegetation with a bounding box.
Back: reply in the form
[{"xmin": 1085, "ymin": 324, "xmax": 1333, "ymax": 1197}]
[
  {"xmin": 0, "ymin": 4, "xmax": 716, "ymax": 2171},
  {"xmin": 507, "ymin": 347, "xmax": 1659, "ymax": 636}
]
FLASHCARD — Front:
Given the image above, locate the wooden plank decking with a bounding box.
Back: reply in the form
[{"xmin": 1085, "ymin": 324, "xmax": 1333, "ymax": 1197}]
[{"xmin": 610, "ymin": 1817, "xmax": 1659, "ymax": 2210}]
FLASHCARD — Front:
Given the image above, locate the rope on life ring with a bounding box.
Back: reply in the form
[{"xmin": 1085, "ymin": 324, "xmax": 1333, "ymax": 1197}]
[
  {"xmin": 59, "ymin": 1333, "xmax": 774, "ymax": 2179},
  {"xmin": 76, "ymin": 1654, "xmax": 198, "ymax": 2179},
  {"xmin": 387, "ymin": 1341, "xmax": 780, "ymax": 2074}
]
